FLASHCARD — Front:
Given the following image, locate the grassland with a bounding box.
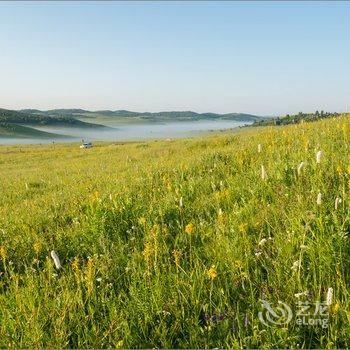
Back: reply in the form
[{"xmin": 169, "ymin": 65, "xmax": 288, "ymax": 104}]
[
  {"xmin": 0, "ymin": 108, "xmax": 109, "ymax": 139},
  {"xmin": 0, "ymin": 108, "xmax": 262, "ymax": 139},
  {"xmin": 0, "ymin": 123, "xmax": 69, "ymax": 139},
  {"xmin": 0, "ymin": 115, "xmax": 350, "ymax": 348},
  {"xmin": 252, "ymin": 111, "xmax": 340, "ymax": 127}
]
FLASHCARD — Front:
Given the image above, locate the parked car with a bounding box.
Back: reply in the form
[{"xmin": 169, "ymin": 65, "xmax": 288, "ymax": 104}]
[{"xmin": 80, "ymin": 142, "xmax": 93, "ymax": 149}]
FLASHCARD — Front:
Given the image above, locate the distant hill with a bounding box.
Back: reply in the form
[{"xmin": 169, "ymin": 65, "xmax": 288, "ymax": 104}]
[
  {"xmin": 0, "ymin": 122, "xmax": 69, "ymax": 139},
  {"xmin": 0, "ymin": 108, "xmax": 109, "ymax": 139},
  {"xmin": 20, "ymin": 108, "xmax": 90, "ymax": 115},
  {"xmin": 251, "ymin": 111, "xmax": 341, "ymax": 127},
  {"xmin": 20, "ymin": 108, "xmax": 264, "ymax": 122},
  {"xmin": 0, "ymin": 108, "xmax": 106, "ymax": 128},
  {"xmin": 1, "ymin": 107, "xmax": 265, "ymax": 139}
]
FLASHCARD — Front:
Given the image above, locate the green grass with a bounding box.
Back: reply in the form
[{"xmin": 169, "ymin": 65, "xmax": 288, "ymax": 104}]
[
  {"xmin": 0, "ymin": 108, "xmax": 110, "ymax": 139},
  {"xmin": 252, "ymin": 111, "xmax": 340, "ymax": 127},
  {"xmin": 0, "ymin": 123, "xmax": 69, "ymax": 138},
  {"xmin": 0, "ymin": 115, "xmax": 350, "ymax": 348}
]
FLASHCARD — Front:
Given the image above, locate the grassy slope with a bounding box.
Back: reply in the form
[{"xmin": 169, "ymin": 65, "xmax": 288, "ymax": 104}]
[
  {"xmin": 0, "ymin": 123, "xmax": 70, "ymax": 139},
  {"xmin": 0, "ymin": 115, "xmax": 350, "ymax": 348},
  {"xmin": 0, "ymin": 108, "xmax": 110, "ymax": 139},
  {"xmin": 0, "ymin": 108, "xmax": 98, "ymax": 127},
  {"xmin": 252, "ymin": 111, "xmax": 340, "ymax": 127}
]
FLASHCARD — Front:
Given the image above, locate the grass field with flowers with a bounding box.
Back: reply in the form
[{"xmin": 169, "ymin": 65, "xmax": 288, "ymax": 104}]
[{"xmin": 1, "ymin": 115, "xmax": 350, "ymax": 348}]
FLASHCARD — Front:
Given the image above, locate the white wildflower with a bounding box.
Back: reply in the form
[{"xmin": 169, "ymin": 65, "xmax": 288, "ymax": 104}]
[
  {"xmin": 294, "ymin": 291, "xmax": 308, "ymax": 298},
  {"xmin": 179, "ymin": 197, "xmax": 183, "ymax": 208},
  {"xmin": 258, "ymin": 238, "xmax": 267, "ymax": 247},
  {"xmin": 317, "ymin": 192, "xmax": 322, "ymax": 205},
  {"xmin": 261, "ymin": 165, "xmax": 267, "ymax": 180},
  {"xmin": 291, "ymin": 260, "xmax": 300, "ymax": 271},
  {"xmin": 335, "ymin": 197, "xmax": 342, "ymax": 210},
  {"xmin": 50, "ymin": 250, "xmax": 62, "ymax": 269},
  {"xmin": 326, "ymin": 287, "xmax": 333, "ymax": 306},
  {"xmin": 258, "ymin": 144, "xmax": 262, "ymax": 153},
  {"xmin": 316, "ymin": 151, "xmax": 322, "ymax": 164},
  {"xmin": 297, "ymin": 162, "xmax": 305, "ymax": 176}
]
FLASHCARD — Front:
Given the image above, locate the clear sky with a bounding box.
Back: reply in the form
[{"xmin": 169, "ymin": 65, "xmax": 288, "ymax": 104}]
[{"xmin": 0, "ymin": 1, "xmax": 349, "ymax": 115}]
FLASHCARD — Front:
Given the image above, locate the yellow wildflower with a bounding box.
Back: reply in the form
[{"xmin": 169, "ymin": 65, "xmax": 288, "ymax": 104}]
[
  {"xmin": 336, "ymin": 165, "xmax": 343, "ymax": 174},
  {"xmin": 162, "ymin": 176, "xmax": 171, "ymax": 190},
  {"xmin": 330, "ymin": 302, "xmax": 340, "ymax": 315},
  {"xmin": 33, "ymin": 242, "xmax": 41, "ymax": 255},
  {"xmin": 214, "ymin": 191, "xmax": 221, "ymax": 200},
  {"xmin": 235, "ymin": 260, "xmax": 244, "ymax": 269},
  {"xmin": 71, "ymin": 257, "xmax": 80, "ymax": 272},
  {"xmin": 185, "ymin": 222, "xmax": 195, "ymax": 234},
  {"xmin": 142, "ymin": 242, "xmax": 153, "ymax": 268},
  {"xmin": 239, "ymin": 223, "xmax": 248, "ymax": 232},
  {"xmin": 138, "ymin": 217, "xmax": 146, "ymax": 225},
  {"xmin": 214, "ymin": 189, "xmax": 230, "ymax": 200},
  {"xmin": 240, "ymin": 271, "xmax": 249, "ymax": 279},
  {"xmin": 223, "ymin": 189, "xmax": 230, "ymax": 198},
  {"xmin": 172, "ymin": 249, "xmax": 182, "ymax": 267},
  {"xmin": 116, "ymin": 340, "xmax": 124, "ymax": 349},
  {"xmin": 91, "ymin": 191, "xmax": 100, "ymax": 202},
  {"xmin": 85, "ymin": 258, "xmax": 95, "ymax": 294},
  {"xmin": 342, "ymin": 123, "xmax": 349, "ymax": 135},
  {"xmin": 150, "ymin": 225, "xmax": 159, "ymax": 238},
  {"xmin": 87, "ymin": 258, "xmax": 94, "ymax": 270},
  {"xmin": 207, "ymin": 265, "xmax": 218, "ymax": 280},
  {"xmin": 0, "ymin": 245, "xmax": 7, "ymax": 259},
  {"xmin": 218, "ymin": 212, "xmax": 228, "ymax": 226}
]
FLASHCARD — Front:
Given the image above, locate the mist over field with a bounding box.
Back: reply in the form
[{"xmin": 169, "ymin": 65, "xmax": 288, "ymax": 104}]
[
  {"xmin": 23, "ymin": 120, "xmax": 248, "ymax": 142},
  {"xmin": 0, "ymin": 108, "xmax": 256, "ymax": 144}
]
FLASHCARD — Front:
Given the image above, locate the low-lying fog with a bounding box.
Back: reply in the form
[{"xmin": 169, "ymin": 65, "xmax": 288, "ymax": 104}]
[{"xmin": 0, "ymin": 120, "xmax": 250, "ymax": 145}]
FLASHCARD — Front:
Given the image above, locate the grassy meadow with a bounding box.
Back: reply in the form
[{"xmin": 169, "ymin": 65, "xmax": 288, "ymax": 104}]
[{"xmin": 1, "ymin": 115, "xmax": 350, "ymax": 348}]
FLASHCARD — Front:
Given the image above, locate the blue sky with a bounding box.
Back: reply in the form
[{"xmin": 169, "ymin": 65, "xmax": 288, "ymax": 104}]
[{"xmin": 0, "ymin": 1, "xmax": 349, "ymax": 115}]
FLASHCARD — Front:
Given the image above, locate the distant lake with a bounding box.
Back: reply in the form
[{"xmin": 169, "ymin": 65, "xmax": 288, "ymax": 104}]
[{"xmin": 0, "ymin": 120, "xmax": 250, "ymax": 145}]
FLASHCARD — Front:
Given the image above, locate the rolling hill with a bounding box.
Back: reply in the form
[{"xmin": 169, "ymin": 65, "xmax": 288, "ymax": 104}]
[
  {"xmin": 0, "ymin": 108, "xmax": 104, "ymax": 127},
  {"xmin": 0, "ymin": 108, "xmax": 111, "ymax": 139},
  {"xmin": 0, "ymin": 123, "xmax": 69, "ymax": 139},
  {"xmin": 252, "ymin": 111, "xmax": 340, "ymax": 126},
  {"xmin": 0, "ymin": 107, "xmax": 265, "ymax": 139},
  {"xmin": 20, "ymin": 108, "xmax": 263, "ymax": 122}
]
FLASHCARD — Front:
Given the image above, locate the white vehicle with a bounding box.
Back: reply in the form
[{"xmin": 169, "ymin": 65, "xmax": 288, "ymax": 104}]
[{"xmin": 80, "ymin": 142, "xmax": 93, "ymax": 149}]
